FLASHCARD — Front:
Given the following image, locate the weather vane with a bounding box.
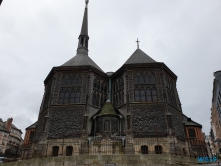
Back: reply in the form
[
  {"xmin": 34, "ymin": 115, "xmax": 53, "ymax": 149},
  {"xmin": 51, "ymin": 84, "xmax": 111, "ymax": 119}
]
[
  {"xmin": 136, "ymin": 38, "xmax": 140, "ymax": 49},
  {"xmin": 85, "ymin": 0, "xmax": 89, "ymax": 4}
]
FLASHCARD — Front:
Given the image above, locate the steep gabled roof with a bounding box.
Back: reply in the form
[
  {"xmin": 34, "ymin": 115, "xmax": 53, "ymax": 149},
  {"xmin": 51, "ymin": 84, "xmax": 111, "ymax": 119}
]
[
  {"xmin": 98, "ymin": 101, "xmax": 118, "ymax": 116},
  {"xmin": 124, "ymin": 48, "xmax": 156, "ymax": 65},
  {"xmin": 183, "ymin": 114, "xmax": 202, "ymax": 127}
]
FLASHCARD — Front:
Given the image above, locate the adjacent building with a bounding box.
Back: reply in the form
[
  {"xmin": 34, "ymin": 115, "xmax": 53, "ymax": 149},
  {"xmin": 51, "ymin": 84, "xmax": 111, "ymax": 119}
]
[
  {"xmin": 20, "ymin": 122, "xmax": 37, "ymax": 158},
  {"xmin": 205, "ymin": 135, "xmax": 213, "ymax": 157},
  {"xmin": 0, "ymin": 119, "xmax": 9, "ymax": 155},
  {"xmin": 183, "ymin": 115, "xmax": 207, "ymax": 157},
  {"xmin": 0, "ymin": 118, "xmax": 23, "ymax": 157},
  {"xmin": 210, "ymin": 70, "xmax": 221, "ymax": 154}
]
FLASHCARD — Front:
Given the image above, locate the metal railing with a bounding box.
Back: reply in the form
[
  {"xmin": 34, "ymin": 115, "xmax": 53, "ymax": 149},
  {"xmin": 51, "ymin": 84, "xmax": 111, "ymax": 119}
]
[{"xmin": 20, "ymin": 132, "xmax": 208, "ymax": 159}]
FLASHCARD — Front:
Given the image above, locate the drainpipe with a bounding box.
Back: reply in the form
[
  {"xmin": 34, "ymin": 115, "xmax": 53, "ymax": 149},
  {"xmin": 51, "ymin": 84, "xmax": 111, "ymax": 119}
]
[{"xmin": 106, "ymin": 72, "xmax": 114, "ymax": 102}]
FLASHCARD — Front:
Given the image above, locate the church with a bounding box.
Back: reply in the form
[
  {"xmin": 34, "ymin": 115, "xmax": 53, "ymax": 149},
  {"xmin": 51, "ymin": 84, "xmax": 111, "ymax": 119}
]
[{"xmin": 21, "ymin": 0, "xmax": 207, "ymax": 162}]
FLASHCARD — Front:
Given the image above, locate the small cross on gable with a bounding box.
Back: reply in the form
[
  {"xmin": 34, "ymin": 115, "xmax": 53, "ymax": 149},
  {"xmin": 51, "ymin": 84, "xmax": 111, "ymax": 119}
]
[{"xmin": 136, "ymin": 38, "xmax": 140, "ymax": 49}]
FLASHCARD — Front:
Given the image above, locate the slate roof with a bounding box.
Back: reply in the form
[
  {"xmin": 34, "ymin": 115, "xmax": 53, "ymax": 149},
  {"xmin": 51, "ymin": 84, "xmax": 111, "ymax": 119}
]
[
  {"xmin": 80, "ymin": 5, "xmax": 88, "ymax": 36},
  {"xmin": 61, "ymin": 53, "xmax": 104, "ymax": 72},
  {"xmin": 124, "ymin": 48, "xmax": 156, "ymax": 65},
  {"xmin": 26, "ymin": 121, "xmax": 38, "ymax": 130},
  {"xmin": 183, "ymin": 114, "xmax": 202, "ymax": 127},
  {"xmin": 61, "ymin": 4, "xmax": 104, "ymax": 73},
  {"xmin": 98, "ymin": 101, "xmax": 118, "ymax": 116}
]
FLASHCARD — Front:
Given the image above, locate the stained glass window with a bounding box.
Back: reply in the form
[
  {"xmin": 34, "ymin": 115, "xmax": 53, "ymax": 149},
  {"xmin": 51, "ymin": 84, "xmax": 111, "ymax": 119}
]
[
  {"xmin": 59, "ymin": 74, "xmax": 82, "ymax": 104},
  {"xmin": 134, "ymin": 72, "xmax": 158, "ymax": 102}
]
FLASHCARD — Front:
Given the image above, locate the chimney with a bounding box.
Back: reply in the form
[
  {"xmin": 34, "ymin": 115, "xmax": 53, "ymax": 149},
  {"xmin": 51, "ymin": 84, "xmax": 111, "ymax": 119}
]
[{"xmin": 6, "ymin": 118, "xmax": 13, "ymax": 131}]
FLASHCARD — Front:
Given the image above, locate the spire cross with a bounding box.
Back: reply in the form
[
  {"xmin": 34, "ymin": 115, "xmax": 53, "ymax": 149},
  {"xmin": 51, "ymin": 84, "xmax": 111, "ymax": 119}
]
[
  {"xmin": 85, "ymin": 0, "xmax": 89, "ymax": 4},
  {"xmin": 136, "ymin": 38, "xmax": 140, "ymax": 49}
]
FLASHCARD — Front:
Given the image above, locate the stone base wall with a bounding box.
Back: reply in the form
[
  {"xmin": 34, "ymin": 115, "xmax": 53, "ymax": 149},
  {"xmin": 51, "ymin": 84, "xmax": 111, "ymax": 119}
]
[
  {"xmin": 2, "ymin": 154, "xmax": 198, "ymax": 166},
  {"xmin": 27, "ymin": 136, "xmax": 190, "ymax": 158}
]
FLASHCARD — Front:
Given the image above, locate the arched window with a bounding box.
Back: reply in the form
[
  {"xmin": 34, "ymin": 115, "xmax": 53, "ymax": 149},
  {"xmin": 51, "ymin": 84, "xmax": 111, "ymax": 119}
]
[
  {"xmin": 152, "ymin": 87, "xmax": 158, "ymax": 102},
  {"xmin": 144, "ymin": 74, "xmax": 150, "ymax": 84},
  {"xmin": 104, "ymin": 84, "xmax": 107, "ymax": 93},
  {"xmin": 104, "ymin": 95, "xmax": 107, "ymax": 105},
  {"xmin": 141, "ymin": 145, "xmax": 148, "ymax": 154},
  {"xmin": 92, "ymin": 92, "xmax": 96, "ymax": 106},
  {"xmin": 76, "ymin": 76, "xmax": 82, "ymax": 86},
  {"xmin": 101, "ymin": 83, "xmax": 104, "ymax": 92},
  {"xmin": 115, "ymin": 94, "xmax": 118, "ymax": 106},
  {"xmin": 96, "ymin": 93, "xmax": 100, "ymax": 106},
  {"xmin": 66, "ymin": 146, "xmax": 73, "ymax": 156},
  {"xmin": 112, "ymin": 76, "xmax": 124, "ymax": 108},
  {"xmin": 139, "ymin": 75, "xmax": 145, "ymax": 84},
  {"xmin": 134, "ymin": 75, "xmax": 139, "ymax": 84},
  {"xmin": 61, "ymin": 74, "xmax": 82, "ymax": 87},
  {"xmin": 75, "ymin": 89, "xmax": 81, "ymax": 103},
  {"xmin": 118, "ymin": 91, "xmax": 122, "ymax": 105},
  {"xmin": 60, "ymin": 74, "xmax": 82, "ymax": 104},
  {"xmin": 70, "ymin": 90, "xmax": 75, "ymax": 103},
  {"xmin": 135, "ymin": 88, "xmax": 140, "ymax": 102},
  {"xmin": 93, "ymin": 80, "xmax": 97, "ymax": 89},
  {"xmin": 59, "ymin": 89, "xmax": 70, "ymax": 104},
  {"xmin": 146, "ymin": 88, "xmax": 151, "ymax": 101},
  {"xmin": 140, "ymin": 88, "xmax": 146, "ymax": 102},
  {"xmin": 150, "ymin": 72, "xmax": 155, "ymax": 84},
  {"xmin": 100, "ymin": 94, "xmax": 104, "ymax": 107},
  {"xmin": 52, "ymin": 146, "xmax": 59, "ymax": 156},
  {"xmin": 155, "ymin": 145, "xmax": 162, "ymax": 154},
  {"xmin": 114, "ymin": 82, "xmax": 117, "ymax": 92},
  {"xmin": 134, "ymin": 72, "xmax": 157, "ymax": 103},
  {"xmin": 120, "ymin": 78, "xmax": 124, "ymax": 89},
  {"xmin": 61, "ymin": 74, "xmax": 70, "ymax": 86},
  {"xmin": 59, "ymin": 89, "xmax": 65, "ymax": 104},
  {"xmin": 66, "ymin": 76, "xmax": 72, "ymax": 86},
  {"xmin": 97, "ymin": 80, "xmax": 100, "ymax": 90},
  {"xmin": 70, "ymin": 89, "xmax": 81, "ymax": 103},
  {"xmin": 64, "ymin": 91, "xmax": 70, "ymax": 103},
  {"xmin": 116, "ymin": 81, "xmax": 119, "ymax": 91},
  {"xmin": 121, "ymin": 91, "xmax": 124, "ymax": 105}
]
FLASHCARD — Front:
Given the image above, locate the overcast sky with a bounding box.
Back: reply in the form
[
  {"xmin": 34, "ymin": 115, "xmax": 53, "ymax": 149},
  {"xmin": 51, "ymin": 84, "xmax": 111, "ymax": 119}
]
[{"xmin": 0, "ymin": 0, "xmax": 220, "ymax": 137}]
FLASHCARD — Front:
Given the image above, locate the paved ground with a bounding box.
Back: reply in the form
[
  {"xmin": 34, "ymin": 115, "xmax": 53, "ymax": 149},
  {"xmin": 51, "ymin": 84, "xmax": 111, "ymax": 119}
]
[{"xmin": 192, "ymin": 163, "xmax": 220, "ymax": 166}]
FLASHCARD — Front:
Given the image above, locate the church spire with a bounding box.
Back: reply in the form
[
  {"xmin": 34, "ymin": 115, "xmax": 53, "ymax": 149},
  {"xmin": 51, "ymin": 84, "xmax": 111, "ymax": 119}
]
[{"xmin": 77, "ymin": 0, "xmax": 89, "ymax": 53}]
